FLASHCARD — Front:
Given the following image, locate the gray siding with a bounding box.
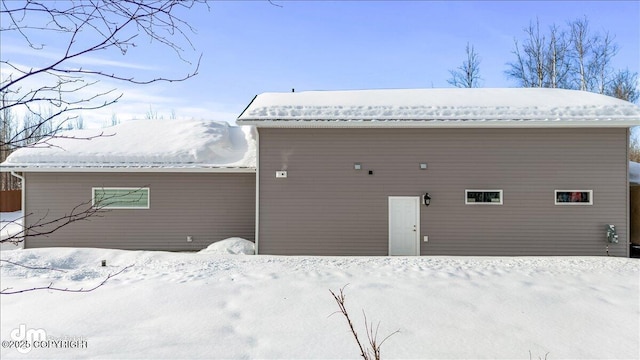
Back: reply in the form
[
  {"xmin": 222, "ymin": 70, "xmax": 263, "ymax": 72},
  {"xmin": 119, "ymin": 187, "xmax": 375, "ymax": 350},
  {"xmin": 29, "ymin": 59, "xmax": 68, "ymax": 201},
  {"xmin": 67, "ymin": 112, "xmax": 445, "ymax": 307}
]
[
  {"xmin": 24, "ymin": 172, "xmax": 255, "ymax": 250},
  {"xmin": 258, "ymin": 128, "xmax": 629, "ymax": 256}
]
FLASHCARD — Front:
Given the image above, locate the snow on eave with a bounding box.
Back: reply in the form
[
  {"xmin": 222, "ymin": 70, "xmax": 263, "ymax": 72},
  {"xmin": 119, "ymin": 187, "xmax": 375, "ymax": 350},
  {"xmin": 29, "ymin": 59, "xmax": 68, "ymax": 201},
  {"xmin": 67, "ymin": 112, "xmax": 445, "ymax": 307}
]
[
  {"xmin": 237, "ymin": 88, "xmax": 640, "ymax": 127},
  {"xmin": 0, "ymin": 164, "xmax": 256, "ymax": 173},
  {"xmin": 237, "ymin": 118, "xmax": 639, "ymax": 128}
]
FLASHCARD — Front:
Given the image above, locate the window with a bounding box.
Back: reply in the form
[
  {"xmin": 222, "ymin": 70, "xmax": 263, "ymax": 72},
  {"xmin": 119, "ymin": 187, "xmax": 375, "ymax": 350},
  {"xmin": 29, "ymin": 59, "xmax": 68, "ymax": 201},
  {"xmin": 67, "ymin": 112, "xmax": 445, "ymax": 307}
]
[
  {"xmin": 92, "ymin": 187, "xmax": 150, "ymax": 209},
  {"xmin": 465, "ymin": 190, "xmax": 503, "ymax": 205},
  {"xmin": 555, "ymin": 190, "xmax": 592, "ymax": 205}
]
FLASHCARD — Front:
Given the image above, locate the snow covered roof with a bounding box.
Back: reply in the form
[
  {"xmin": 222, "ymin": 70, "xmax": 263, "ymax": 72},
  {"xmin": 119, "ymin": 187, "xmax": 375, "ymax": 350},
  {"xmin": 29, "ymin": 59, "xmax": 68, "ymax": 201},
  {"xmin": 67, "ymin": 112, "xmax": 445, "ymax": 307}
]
[
  {"xmin": 0, "ymin": 119, "xmax": 256, "ymax": 172},
  {"xmin": 237, "ymin": 88, "xmax": 640, "ymax": 127}
]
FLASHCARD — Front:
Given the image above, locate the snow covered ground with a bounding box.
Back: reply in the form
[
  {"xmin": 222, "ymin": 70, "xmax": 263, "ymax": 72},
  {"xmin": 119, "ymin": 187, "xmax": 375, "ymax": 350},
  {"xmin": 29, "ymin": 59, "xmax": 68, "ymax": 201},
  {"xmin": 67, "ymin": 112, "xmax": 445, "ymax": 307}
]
[
  {"xmin": 1, "ymin": 246, "xmax": 638, "ymax": 359},
  {"xmin": 0, "ymin": 212, "xmax": 23, "ymax": 250}
]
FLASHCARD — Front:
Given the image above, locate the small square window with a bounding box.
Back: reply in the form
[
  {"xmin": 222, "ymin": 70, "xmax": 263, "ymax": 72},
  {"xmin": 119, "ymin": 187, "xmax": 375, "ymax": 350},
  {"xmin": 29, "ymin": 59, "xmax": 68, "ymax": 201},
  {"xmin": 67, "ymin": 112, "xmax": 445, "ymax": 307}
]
[
  {"xmin": 465, "ymin": 190, "xmax": 503, "ymax": 205},
  {"xmin": 555, "ymin": 190, "xmax": 593, "ymax": 205}
]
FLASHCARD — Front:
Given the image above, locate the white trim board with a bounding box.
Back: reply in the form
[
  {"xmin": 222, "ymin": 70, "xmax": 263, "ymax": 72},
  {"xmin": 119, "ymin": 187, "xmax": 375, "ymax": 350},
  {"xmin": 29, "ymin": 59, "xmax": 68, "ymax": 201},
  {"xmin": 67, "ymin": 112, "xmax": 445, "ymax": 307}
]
[{"xmin": 0, "ymin": 166, "xmax": 256, "ymax": 173}]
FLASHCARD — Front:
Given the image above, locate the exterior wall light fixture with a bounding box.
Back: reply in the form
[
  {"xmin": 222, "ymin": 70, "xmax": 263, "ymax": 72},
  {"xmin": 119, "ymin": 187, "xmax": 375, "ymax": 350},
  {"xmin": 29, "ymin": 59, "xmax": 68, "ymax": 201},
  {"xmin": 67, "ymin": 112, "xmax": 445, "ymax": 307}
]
[{"xmin": 423, "ymin": 193, "xmax": 431, "ymax": 206}]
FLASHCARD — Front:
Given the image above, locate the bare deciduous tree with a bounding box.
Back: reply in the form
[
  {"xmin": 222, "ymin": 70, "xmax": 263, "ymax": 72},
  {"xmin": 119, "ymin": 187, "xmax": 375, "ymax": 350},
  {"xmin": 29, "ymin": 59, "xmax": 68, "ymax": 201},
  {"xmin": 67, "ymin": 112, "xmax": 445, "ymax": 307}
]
[
  {"xmin": 568, "ymin": 17, "xmax": 594, "ymax": 91},
  {"xmin": 607, "ymin": 69, "xmax": 639, "ymax": 104},
  {"xmin": 448, "ymin": 42, "xmax": 481, "ymax": 88},
  {"xmin": 568, "ymin": 17, "xmax": 618, "ymax": 94},
  {"xmin": 545, "ymin": 24, "xmax": 572, "ymax": 89},
  {"xmin": 506, "ymin": 16, "xmax": 628, "ymax": 96},
  {"xmin": 506, "ymin": 19, "xmax": 548, "ymax": 88},
  {"xmin": 1, "ymin": 1, "xmax": 206, "ymax": 293},
  {"xmin": 591, "ymin": 32, "xmax": 618, "ymax": 94},
  {"xmin": 109, "ymin": 112, "xmax": 120, "ymax": 127},
  {"xmin": 630, "ymin": 133, "xmax": 640, "ymax": 163},
  {"xmin": 0, "ymin": 0, "xmax": 206, "ymax": 151},
  {"xmin": 145, "ymin": 105, "xmax": 161, "ymax": 120},
  {"xmin": 0, "ymin": 0, "xmax": 205, "ymax": 227},
  {"xmin": 0, "ymin": 93, "xmax": 19, "ymax": 190}
]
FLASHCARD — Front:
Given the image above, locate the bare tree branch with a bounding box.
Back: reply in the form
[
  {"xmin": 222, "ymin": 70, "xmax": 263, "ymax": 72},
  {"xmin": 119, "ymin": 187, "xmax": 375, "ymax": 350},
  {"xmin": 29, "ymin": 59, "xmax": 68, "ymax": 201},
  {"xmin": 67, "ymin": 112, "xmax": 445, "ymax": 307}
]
[
  {"xmin": 330, "ymin": 286, "xmax": 399, "ymax": 360},
  {"xmin": 330, "ymin": 286, "xmax": 368, "ymax": 359},
  {"xmin": 1, "ymin": 0, "xmax": 207, "ymax": 151},
  {"xmin": 1, "ymin": 186, "xmax": 149, "ymax": 245},
  {"xmin": 0, "ymin": 264, "xmax": 133, "ymax": 294},
  {"xmin": 0, "ymin": 259, "xmax": 67, "ymax": 272},
  {"xmin": 0, "ymin": 1, "xmax": 203, "ymax": 297}
]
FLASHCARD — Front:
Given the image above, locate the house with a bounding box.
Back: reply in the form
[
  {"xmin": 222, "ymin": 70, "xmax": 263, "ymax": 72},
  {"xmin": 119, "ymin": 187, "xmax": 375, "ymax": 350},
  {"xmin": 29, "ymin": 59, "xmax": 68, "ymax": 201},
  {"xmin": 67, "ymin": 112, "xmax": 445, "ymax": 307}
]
[
  {"xmin": 2, "ymin": 88, "xmax": 640, "ymax": 256},
  {"xmin": 236, "ymin": 88, "xmax": 640, "ymax": 257},
  {"xmin": 0, "ymin": 119, "xmax": 256, "ymax": 251}
]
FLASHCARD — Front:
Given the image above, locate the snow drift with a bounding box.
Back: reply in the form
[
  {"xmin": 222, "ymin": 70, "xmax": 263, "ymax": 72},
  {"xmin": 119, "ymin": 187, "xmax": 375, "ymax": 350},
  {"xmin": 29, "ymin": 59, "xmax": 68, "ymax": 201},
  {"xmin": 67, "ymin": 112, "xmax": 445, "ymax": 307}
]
[{"xmin": 198, "ymin": 238, "xmax": 255, "ymax": 255}]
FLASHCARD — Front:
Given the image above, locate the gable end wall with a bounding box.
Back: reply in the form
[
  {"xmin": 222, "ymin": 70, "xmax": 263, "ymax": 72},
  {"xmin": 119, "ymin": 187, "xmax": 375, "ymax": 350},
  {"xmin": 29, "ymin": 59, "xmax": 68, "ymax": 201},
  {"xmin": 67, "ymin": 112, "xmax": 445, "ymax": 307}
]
[{"xmin": 258, "ymin": 127, "xmax": 628, "ymax": 256}]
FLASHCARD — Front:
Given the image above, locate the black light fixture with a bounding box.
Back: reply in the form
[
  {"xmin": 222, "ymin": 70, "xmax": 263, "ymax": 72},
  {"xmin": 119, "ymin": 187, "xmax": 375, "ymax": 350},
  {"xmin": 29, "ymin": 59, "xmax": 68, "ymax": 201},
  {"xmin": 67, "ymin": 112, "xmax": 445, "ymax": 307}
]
[{"xmin": 423, "ymin": 193, "xmax": 431, "ymax": 206}]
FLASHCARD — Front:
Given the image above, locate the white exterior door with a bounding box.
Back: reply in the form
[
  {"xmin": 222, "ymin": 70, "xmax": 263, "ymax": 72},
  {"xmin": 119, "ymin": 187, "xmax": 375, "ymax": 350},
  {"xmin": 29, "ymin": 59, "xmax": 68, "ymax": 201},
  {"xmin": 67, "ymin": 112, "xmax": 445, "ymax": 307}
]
[{"xmin": 388, "ymin": 196, "xmax": 420, "ymax": 256}]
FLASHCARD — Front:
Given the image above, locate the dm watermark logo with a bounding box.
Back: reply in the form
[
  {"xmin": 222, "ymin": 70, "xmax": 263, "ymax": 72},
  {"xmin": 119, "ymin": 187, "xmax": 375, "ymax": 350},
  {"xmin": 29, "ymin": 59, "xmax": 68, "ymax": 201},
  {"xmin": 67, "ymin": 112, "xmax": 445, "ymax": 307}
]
[
  {"xmin": 2, "ymin": 324, "xmax": 88, "ymax": 354},
  {"xmin": 7, "ymin": 324, "xmax": 46, "ymax": 354}
]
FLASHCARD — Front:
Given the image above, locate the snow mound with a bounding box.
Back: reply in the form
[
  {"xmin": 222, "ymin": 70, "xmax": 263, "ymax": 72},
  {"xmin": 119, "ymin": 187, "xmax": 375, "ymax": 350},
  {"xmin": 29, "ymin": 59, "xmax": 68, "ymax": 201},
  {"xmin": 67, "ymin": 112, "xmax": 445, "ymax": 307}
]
[
  {"xmin": 198, "ymin": 238, "xmax": 255, "ymax": 255},
  {"xmin": 3, "ymin": 119, "xmax": 256, "ymax": 169},
  {"xmin": 238, "ymin": 88, "xmax": 640, "ymax": 123},
  {"xmin": 630, "ymin": 161, "xmax": 640, "ymax": 185}
]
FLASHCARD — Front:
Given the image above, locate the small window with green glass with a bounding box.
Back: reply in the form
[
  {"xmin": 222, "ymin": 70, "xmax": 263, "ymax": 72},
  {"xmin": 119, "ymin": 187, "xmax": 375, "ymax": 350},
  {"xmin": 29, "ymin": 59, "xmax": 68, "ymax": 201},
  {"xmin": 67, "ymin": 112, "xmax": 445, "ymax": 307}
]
[{"xmin": 92, "ymin": 187, "xmax": 150, "ymax": 209}]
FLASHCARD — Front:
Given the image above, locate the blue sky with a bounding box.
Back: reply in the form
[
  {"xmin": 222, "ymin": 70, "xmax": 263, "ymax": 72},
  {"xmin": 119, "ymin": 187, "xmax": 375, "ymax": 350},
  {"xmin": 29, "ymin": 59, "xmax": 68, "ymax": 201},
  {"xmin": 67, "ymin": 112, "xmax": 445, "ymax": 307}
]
[{"xmin": 1, "ymin": 0, "xmax": 639, "ymax": 127}]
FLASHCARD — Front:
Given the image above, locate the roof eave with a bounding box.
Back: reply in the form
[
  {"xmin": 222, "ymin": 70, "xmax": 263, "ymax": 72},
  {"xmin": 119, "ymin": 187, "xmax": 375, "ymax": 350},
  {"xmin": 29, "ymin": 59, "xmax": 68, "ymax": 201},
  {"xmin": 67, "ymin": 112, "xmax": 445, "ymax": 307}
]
[
  {"xmin": 236, "ymin": 118, "xmax": 640, "ymax": 128},
  {"xmin": 0, "ymin": 166, "xmax": 257, "ymax": 173}
]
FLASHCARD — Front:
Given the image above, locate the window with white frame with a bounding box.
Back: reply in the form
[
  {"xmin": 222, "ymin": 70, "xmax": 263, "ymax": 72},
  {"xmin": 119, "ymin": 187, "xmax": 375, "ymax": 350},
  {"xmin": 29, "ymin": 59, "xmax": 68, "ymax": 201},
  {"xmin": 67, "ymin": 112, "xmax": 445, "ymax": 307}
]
[
  {"xmin": 92, "ymin": 187, "xmax": 150, "ymax": 209},
  {"xmin": 554, "ymin": 190, "xmax": 592, "ymax": 205},
  {"xmin": 465, "ymin": 190, "xmax": 503, "ymax": 205}
]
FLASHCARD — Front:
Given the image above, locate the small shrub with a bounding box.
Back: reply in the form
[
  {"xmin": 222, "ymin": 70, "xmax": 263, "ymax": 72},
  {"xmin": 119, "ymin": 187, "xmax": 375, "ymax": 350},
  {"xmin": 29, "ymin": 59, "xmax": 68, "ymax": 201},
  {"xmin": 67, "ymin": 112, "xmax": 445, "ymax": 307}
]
[{"xmin": 330, "ymin": 286, "xmax": 399, "ymax": 360}]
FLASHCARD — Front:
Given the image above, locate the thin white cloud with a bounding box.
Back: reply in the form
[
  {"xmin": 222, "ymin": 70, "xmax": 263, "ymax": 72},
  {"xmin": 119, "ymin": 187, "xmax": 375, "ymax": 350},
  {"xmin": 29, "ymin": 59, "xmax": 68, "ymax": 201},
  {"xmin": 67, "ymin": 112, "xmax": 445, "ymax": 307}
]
[{"xmin": 2, "ymin": 44, "xmax": 158, "ymax": 71}]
